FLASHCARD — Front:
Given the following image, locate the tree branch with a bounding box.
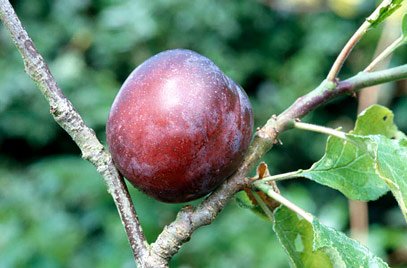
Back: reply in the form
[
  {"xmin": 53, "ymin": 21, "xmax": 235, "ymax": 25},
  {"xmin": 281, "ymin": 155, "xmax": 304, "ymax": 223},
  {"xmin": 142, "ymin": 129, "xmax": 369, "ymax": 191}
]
[
  {"xmin": 0, "ymin": 0, "xmax": 149, "ymax": 266},
  {"xmin": 326, "ymin": 0, "xmax": 395, "ymax": 81},
  {"xmin": 277, "ymin": 65, "xmax": 407, "ymax": 126},
  {"xmin": 148, "ymin": 65, "xmax": 407, "ymax": 264},
  {"xmin": 2, "ymin": 0, "xmax": 407, "ymax": 266}
]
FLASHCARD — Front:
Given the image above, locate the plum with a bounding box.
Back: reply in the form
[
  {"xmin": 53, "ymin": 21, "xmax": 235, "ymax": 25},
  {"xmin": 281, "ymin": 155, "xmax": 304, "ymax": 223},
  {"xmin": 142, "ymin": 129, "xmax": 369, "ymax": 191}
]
[{"xmin": 106, "ymin": 49, "xmax": 253, "ymax": 203}]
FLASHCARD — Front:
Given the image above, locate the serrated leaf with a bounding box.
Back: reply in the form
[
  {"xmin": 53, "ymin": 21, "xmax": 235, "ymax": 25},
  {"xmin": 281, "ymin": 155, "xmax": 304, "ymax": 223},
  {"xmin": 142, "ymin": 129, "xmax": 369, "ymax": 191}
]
[
  {"xmin": 301, "ymin": 136, "xmax": 387, "ymax": 200},
  {"xmin": 301, "ymin": 105, "xmax": 395, "ymax": 201},
  {"xmin": 347, "ymin": 134, "xmax": 407, "ymax": 222},
  {"xmin": 274, "ymin": 206, "xmax": 332, "ymax": 268},
  {"xmin": 368, "ymin": 0, "xmax": 404, "ymax": 29},
  {"xmin": 274, "ymin": 206, "xmax": 389, "ymax": 268},
  {"xmin": 302, "ymin": 102, "xmax": 407, "ymax": 222},
  {"xmin": 303, "ymin": 139, "xmax": 377, "ymax": 200}
]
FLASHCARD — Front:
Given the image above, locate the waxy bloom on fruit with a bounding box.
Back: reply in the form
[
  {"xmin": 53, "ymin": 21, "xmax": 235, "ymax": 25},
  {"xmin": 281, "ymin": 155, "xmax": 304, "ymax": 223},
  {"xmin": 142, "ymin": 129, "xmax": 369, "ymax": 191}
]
[{"xmin": 106, "ymin": 49, "xmax": 253, "ymax": 203}]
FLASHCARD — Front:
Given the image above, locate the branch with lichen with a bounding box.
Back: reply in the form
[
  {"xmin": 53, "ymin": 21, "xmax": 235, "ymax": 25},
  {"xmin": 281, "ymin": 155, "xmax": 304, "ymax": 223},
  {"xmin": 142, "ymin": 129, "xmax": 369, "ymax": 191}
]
[
  {"xmin": 1, "ymin": 0, "xmax": 407, "ymax": 267},
  {"xmin": 0, "ymin": 0, "xmax": 149, "ymax": 266}
]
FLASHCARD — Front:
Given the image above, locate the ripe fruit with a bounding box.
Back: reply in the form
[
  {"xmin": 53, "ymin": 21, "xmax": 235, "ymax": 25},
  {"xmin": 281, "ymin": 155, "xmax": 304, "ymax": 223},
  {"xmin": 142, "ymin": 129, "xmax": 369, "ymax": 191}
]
[{"xmin": 106, "ymin": 49, "xmax": 253, "ymax": 203}]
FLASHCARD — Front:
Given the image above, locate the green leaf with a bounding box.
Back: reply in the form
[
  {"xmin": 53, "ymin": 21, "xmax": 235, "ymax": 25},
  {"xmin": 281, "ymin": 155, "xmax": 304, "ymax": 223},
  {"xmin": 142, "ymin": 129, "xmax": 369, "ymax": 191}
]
[
  {"xmin": 402, "ymin": 13, "xmax": 407, "ymax": 45},
  {"xmin": 368, "ymin": 0, "xmax": 404, "ymax": 29},
  {"xmin": 235, "ymin": 191, "xmax": 270, "ymax": 220},
  {"xmin": 352, "ymin": 105, "xmax": 398, "ymax": 138},
  {"xmin": 274, "ymin": 206, "xmax": 389, "ymax": 268},
  {"xmin": 347, "ymin": 134, "xmax": 407, "ymax": 222},
  {"xmin": 402, "ymin": 13, "xmax": 407, "ymax": 37},
  {"xmin": 301, "ymin": 105, "xmax": 396, "ymax": 201},
  {"xmin": 299, "ymin": 104, "xmax": 407, "ymax": 221},
  {"xmin": 301, "ymin": 136, "xmax": 387, "ymax": 200},
  {"xmin": 274, "ymin": 206, "xmax": 332, "ymax": 267}
]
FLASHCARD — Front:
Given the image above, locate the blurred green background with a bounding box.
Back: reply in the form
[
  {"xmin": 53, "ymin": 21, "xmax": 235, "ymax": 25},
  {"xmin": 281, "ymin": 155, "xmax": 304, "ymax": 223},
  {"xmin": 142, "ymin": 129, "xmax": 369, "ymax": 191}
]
[{"xmin": 1, "ymin": 0, "xmax": 406, "ymax": 267}]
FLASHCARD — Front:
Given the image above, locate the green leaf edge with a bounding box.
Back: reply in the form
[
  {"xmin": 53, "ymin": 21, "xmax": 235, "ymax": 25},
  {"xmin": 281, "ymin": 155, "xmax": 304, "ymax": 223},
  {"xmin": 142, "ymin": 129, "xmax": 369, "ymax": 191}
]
[
  {"xmin": 274, "ymin": 206, "xmax": 389, "ymax": 268},
  {"xmin": 368, "ymin": 0, "xmax": 404, "ymax": 29}
]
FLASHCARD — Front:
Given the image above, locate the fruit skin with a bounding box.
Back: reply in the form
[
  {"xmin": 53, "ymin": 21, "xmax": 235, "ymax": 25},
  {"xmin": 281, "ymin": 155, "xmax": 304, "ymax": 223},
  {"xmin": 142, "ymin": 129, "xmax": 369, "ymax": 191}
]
[{"xmin": 106, "ymin": 49, "xmax": 253, "ymax": 203}]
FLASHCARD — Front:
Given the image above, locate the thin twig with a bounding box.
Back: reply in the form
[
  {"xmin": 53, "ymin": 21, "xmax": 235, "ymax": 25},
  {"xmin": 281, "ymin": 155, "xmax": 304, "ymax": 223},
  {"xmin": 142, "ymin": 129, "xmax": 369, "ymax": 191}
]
[
  {"xmin": 0, "ymin": 0, "xmax": 149, "ymax": 266},
  {"xmin": 149, "ymin": 65, "xmax": 407, "ymax": 264},
  {"xmin": 277, "ymin": 64, "xmax": 407, "ymax": 126},
  {"xmin": 2, "ymin": 0, "xmax": 407, "ymax": 266},
  {"xmin": 326, "ymin": 0, "xmax": 395, "ymax": 81},
  {"xmin": 350, "ymin": 19, "xmax": 399, "ymax": 246},
  {"xmin": 365, "ymin": 35, "xmax": 405, "ymax": 72}
]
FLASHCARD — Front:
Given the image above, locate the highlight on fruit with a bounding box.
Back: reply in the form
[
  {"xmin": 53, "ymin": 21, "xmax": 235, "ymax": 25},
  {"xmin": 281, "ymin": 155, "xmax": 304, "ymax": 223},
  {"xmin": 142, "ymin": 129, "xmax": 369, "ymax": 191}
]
[{"xmin": 106, "ymin": 49, "xmax": 253, "ymax": 203}]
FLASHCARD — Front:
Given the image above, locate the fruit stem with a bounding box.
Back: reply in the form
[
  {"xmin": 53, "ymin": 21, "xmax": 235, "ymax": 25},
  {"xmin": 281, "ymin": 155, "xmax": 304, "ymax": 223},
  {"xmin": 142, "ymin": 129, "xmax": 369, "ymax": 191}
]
[{"xmin": 255, "ymin": 182, "xmax": 313, "ymax": 223}]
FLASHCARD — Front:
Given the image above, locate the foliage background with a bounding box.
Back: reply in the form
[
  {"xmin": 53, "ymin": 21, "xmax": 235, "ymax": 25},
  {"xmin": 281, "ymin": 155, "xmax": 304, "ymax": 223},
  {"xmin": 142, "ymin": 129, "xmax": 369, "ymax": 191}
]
[{"xmin": 0, "ymin": 0, "xmax": 406, "ymax": 267}]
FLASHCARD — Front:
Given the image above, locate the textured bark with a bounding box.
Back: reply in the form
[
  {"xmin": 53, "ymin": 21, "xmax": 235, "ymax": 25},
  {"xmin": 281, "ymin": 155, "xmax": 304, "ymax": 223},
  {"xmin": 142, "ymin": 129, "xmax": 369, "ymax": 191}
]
[
  {"xmin": 1, "ymin": 0, "xmax": 407, "ymax": 266},
  {"xmin": 0, "ymin": 0, "xmax": 149, "ymax": 266}
]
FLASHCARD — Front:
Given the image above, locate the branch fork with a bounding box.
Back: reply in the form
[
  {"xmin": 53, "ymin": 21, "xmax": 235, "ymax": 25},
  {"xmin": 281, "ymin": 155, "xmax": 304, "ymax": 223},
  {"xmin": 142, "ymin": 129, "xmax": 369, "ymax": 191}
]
[{"xmin": 1, "ymin": 0, "xmax": 407, "ymax": 267}]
